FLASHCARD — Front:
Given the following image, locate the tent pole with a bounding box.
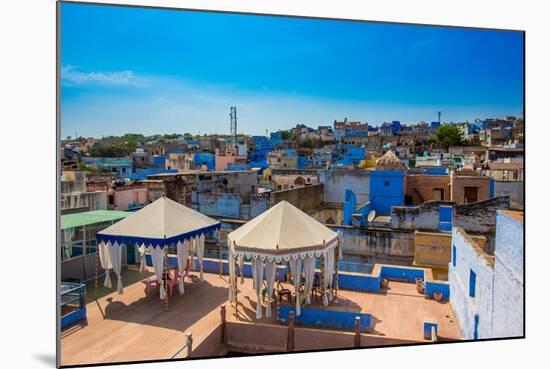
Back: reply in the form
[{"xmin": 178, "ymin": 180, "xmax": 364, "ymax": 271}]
[
  {"xmin": 321, "ymin": 240, "xmax": 326, "ymax": 303},
  {"xmin": 164, "ymin": 247, "xmax": 169, "ymax": 312}
]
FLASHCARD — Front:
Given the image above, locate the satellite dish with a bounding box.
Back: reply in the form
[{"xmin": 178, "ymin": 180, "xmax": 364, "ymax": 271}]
[{"xmin": 367, "ymin": 210, "xmax": 376, "ymax": 222}]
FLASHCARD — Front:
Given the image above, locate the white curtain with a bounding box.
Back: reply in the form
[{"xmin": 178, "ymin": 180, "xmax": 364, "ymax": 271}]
[
  {"xmin": 289, "ymin": 258, "xmax": 303, "ymax": 316},
  {"xmin": 109, "ymin": 242, "xmax": 124, "ymax": 294},
  {"xmin": 63, "ymin": 228, "xmax": 75, "ymax": 259},
  {"xmin": 98, "ymin": 241, "xmax": 112, "ymax": 288},
  {"xmin": 177, "ymin": 240, "xmax": 190, "ymax": 294},
  {"xmin": 322, "ymin": 249, "xmax": 335, "ymax": 305},
  {"xmin": 264, "ymin": 260, "xmax": 277, "ymax": 318},
  {"xmin": 238, "ymin": 256, "xmax": 245, "ymax": 284},
  {"xmin": 252, "ymin": 258, "xmax": 264, "ymax": 319},
  {"xmin": 188, "ymin": 238, "xmax": 195, "ymax": 271},
  {"xmin": 150, "ymin": 246, "xmax": 166, "ymax": 300},
  {"xmin": 137, "ymin": 243, "xmax": 147, "ymax": 273},
  {"xmin": 197, "ymin": 234, "xmax": 205, "ymax": 281},
  {"xmin": 303, "ymin": 256, "xmax": 316, "ymax": 305}
]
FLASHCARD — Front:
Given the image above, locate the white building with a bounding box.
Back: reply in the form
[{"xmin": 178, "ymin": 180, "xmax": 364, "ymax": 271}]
[{"xmin": 449, "ymin": 210, "xmax": 523, "ymax": 339}]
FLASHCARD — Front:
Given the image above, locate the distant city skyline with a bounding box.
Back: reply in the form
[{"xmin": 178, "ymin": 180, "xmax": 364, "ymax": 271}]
[{"xmin": 61, "ymin": 3, "xmax": 524, "ymax": 138}]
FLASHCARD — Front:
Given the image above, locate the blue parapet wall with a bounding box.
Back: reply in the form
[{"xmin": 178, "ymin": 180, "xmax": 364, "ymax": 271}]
[
  {"xmin": 425, "ymin": 280, "xmax": 450, "ymax": 301},
  {"xmin": 380, "ymin": 265, "xmax": 424, "ymax": 283},
  {"xmin": 278, "ymin": 305, "xmax": 371, "ymax": 332},
  {"xmin": 143, "ymin": 255, "xmax": 449, "ymax": 301}
]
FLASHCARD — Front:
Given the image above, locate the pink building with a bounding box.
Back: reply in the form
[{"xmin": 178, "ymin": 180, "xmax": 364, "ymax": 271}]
[
  {"xmin": 110, "ymin": 184, "xmax": 148, "ymax": 211},
  {"xmin": 215, "ymin": 148, "xmax": 247, "ymax": 171}
]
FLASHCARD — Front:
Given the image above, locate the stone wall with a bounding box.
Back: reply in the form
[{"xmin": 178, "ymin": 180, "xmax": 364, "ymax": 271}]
[
  {"xmin": 194, "ymin": 192, "xmax": 242, "ymax": 219},
  {"xmin": 413, "ymin": 231, "xmax": 452, "ymax": 276},
  {"xmin": 492, "ymin": 211, "xmax": 524, "ymax": 338},
  {"xmin": 391, "ymin": 196, "xmax": 510, "ymax": 243},
  {"xmin": 391, "ymin": 200, "xmax": 453, "ymax": 232},
  {"xmin": 449, "ymin": 228, "xmax": 494, "ymax": 340},
  {"xmin": 319, "ymin": 168, "xmax": 370, "ymax": 204},
  {"xmin": 270, "ymin": 183, "xmax": 323, "ymax": 212},
  {"xmin": 405, "ymin": 174, "xmax": 451, "ymax": 205},
  {"xmin": 493, "ymin": 180, "xmax": 524, "ymax": 206},
  {"xmin": 331, "ymin": 225, "xmax": 415, "ymax": 265},
  {"xmin": 454, "ymin": 196, "xmax": 510, "ymax": 253}
]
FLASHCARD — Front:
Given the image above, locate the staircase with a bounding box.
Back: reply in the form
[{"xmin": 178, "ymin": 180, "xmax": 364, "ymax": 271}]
[{"xmin": 413, "ymin": 187, "xmax": 425, "ymax": 204}]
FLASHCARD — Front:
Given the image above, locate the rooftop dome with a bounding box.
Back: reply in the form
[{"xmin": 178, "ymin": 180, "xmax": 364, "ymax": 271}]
[{"xmin": 375, "ymin": 150, "xmax": 405, "ymax": 170}]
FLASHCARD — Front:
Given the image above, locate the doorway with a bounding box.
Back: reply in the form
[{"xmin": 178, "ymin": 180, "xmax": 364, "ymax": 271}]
[{"xmin": 464, "ymin": 186, "xmax": 478, "ymax": 203}]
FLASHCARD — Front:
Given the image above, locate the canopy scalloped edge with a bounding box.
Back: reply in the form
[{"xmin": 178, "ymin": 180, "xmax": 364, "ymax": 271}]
[
  {"xmin": 96, "ymin": 223, "xmax": 220, "ymax": 248},
  {"xmin": 232, "ymin": 237, "xmax": 339, "ymax": 263}
]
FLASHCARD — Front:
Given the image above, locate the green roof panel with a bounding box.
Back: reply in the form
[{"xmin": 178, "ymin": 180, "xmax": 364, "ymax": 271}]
[{"xmin": 61, "ymin": 210, "xmax": 132, "ymax": 230}]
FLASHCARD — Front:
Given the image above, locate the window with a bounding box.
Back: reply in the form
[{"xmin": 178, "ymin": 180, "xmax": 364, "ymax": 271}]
[
  {"xmin": 469, "ymin": 269, "xmax": 477, "ymax": 298},
  {"xmin": 434, "ymin": 188, "xmax": 444, "ymax": 201},
  {"xmin": 452, "ymin": 245, "xmax": 456, "ymax": 267}
]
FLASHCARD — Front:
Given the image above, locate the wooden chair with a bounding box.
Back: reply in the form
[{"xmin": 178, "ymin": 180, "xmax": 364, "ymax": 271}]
[
  {"xmin": 276, "ymin": 280, "xmax": 292, "ymax": 303},
  {"xmin": 142, "ymin": 276, "xmax": 159, "ymax": 295},
  {"xmin": 164, "ymin": 268, "xmax": 180, "ymax": 297},
  {"xmin": 311, "ymin": 274, "xmax": 323, "ymax": 302}
]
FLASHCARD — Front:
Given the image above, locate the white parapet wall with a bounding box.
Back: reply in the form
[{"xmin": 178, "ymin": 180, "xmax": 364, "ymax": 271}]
[
  {"xmin": 448, "ymin": 227, "xmax": 494, "ymax": 340},
  {"xmin": 492, "ymin": 211, "xmax": 524, "ymax": 338}
]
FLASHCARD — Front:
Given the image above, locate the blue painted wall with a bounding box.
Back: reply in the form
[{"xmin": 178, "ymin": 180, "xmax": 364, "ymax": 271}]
[
  {"xmin": 278, "ymin": 305, "xmax": 371, "ymax": 332},
  {"xmin": 425, "ymin": 280, "xmax": 450, "ymax": 300},
  {"xmin": 369, "ymin": 170, "xmax": 404, "ymax": 216},
  {"xmin": 380, "ymin": 265, "xmax": 424, "ymax": 283},
  {"xmin": 194, "ymin": 152, "xmax": 215, "ymax": 170}
]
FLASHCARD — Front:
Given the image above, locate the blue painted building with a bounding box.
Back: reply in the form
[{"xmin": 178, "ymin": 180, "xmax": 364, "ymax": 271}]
[
  {"xmin": 341, "ymin": 146, "xmax": 365, "ymax": 166},
  {"xmin": 369, "ymin": 170, "xmax": 405, "ymax": 216},
  {"xmin": 194, "ymin": 152, "xmax": 215, "ymax": 171}
]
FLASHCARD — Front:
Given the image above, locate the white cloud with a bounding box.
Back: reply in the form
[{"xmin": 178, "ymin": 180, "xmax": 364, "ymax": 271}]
[{"xmin": 61, "ymin": 65, "xmax": 146, "ymax": 87}]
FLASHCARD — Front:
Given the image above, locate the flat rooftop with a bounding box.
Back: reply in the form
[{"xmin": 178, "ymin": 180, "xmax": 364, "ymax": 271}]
[
  {"xmin": 500, "ymin": 210, "xmax": 524, "ymax": 224},
  {"xmin": 61, "ymin": 267, "xmax": 461, "ymax": 366}
]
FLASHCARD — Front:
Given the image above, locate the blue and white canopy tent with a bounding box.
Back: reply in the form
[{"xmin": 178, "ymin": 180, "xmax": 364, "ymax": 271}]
[{"xmin": 96, "ymin": 195, "xmax": 220, "ymax": 306}]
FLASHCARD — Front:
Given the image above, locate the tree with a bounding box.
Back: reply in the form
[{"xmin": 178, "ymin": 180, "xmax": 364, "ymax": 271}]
[
  {"xmin": 280, "ymin": 130, "xmax": 293, "ymax": 140},
  {"xmin": 430, "ymin": 125, "xmax": 466, "ymax": 150}
]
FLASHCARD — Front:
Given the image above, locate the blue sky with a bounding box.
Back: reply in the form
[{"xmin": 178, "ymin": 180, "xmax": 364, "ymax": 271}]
[{"xmin": 61, "ymin": 3, "xmax": 524, "ymax": 138}]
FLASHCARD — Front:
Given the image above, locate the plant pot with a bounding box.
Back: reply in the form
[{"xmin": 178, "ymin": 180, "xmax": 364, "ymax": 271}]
[
  {"xmin": 415, "ymin": 277, "xmax": 424, "ymax": 285},
  {"xmin": 380, "ymin": 278, "xmax": 389, "ymax": 288},
  {"xmin": 434, "ymin": 292, "xmax": 443, "ymax": 302},
  {"xmin": 416, "ymin": 283, "xmax": 425, "ymax": 294}
]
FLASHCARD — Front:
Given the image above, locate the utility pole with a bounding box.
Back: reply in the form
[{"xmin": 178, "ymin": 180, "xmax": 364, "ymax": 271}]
[{"xmin": 230, "ymin": 106, "xmax": 238, "ymax": 152}]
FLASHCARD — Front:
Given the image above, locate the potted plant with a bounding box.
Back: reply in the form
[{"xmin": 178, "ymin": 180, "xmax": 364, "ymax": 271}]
[
  {"xmin": 417, "ymin": 282, "xmax": 425, "ymax": 294},
  {"xmin": 380, "ymin": 278, "xmax": 389, "ymax": 288},
  {"xmin": 415, "ymin": 277, "xmax": 423, "ymax": 285},
  {"xmin": 434, "ymin": 292, "xmax": 443, "ymax": 302}
]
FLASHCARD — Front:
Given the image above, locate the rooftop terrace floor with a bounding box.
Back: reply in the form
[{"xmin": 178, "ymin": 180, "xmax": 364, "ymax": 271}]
[{"xmin": 61, "ymin": 266, "xmax": 462, "ymax": 366}]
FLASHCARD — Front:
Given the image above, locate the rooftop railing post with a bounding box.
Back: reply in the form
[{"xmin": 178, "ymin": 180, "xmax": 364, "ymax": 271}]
[
  {"xmin": 354, "ymin": 316, "xmax": 361, "ymax": 348},
  {"xmin": 220, "ymin": 304, "xmax": 227, "ymax": 344},
  {"xmin": 185, "ymin": 332, "xmax": 193, "ymax": 357},
  {"xmin": 287, "ymin": 311, "xmax": 295, "ymax": 352},
  {"xmin": 95, "ymin": 243, "xmax": 99, "ymax": 297}
]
